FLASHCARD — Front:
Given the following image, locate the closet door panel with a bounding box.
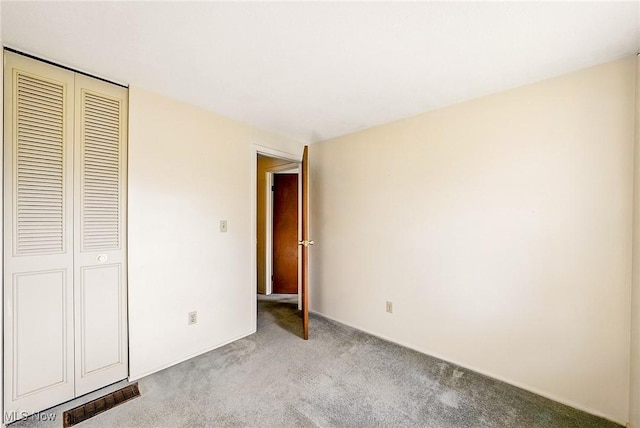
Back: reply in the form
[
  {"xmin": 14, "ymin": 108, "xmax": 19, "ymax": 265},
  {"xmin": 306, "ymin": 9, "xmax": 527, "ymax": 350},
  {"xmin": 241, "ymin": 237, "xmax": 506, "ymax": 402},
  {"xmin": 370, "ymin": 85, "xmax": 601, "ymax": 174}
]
[
  {"xmin": 3, "ymin": 52, "xmax": 75, "ymax": 419},
  {"xmin": 13, "ymin": 270, "xmax": 69, "ymax": 396},
  {"xmin": 73, "ymin": 74, "xmax": 128, "ymax": 396},
  {"xmin": 78, "ymin": 265, "xmax": 123, "ymax": 374}
]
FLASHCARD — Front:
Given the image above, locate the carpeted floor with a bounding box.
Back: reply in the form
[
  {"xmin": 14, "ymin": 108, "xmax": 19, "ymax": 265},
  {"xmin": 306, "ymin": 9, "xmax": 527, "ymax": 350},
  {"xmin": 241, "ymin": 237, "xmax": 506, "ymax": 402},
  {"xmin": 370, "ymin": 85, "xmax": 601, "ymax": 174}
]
[{"xmin": 11, "ymin": 294, "xmax": 620, "ymax": 427}]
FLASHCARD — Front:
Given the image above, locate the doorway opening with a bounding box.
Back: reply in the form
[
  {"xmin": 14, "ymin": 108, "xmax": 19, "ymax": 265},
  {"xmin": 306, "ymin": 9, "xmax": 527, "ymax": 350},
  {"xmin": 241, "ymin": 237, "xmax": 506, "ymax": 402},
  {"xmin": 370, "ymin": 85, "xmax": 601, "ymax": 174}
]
[{"xmin": 256, "ymin": 154, "xmax": 302, "ymax": 336}]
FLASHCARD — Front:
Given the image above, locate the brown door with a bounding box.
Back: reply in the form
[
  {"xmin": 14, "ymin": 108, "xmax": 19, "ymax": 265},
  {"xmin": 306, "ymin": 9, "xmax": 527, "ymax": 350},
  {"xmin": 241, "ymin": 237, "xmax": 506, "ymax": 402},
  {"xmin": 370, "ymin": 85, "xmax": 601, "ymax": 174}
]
[
  {"xmin": 272, "ymin": 173, "xmax": 298, "ymax": 294},
  {"xmin": 301, "ymin": 146, "xmax": 311, "ymax": 340}
]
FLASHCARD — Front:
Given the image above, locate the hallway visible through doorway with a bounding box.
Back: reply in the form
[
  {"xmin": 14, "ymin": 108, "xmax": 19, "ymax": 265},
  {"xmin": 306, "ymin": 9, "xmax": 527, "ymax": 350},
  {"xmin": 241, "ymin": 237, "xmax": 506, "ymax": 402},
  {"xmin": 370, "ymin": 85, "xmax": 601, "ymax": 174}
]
[{"xmin": 273, "ymin": 173, "xmax": 299, "ymax": 294}]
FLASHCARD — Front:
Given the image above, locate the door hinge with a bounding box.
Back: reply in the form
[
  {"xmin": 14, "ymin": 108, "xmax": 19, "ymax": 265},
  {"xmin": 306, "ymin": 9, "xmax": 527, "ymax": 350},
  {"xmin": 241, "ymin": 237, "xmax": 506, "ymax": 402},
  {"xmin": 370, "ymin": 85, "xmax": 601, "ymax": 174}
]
[
  {"xmin": 271, "ymin": 185, "xmax": 274, "ymax": 191},
  {"xmin": 271, "ymin": 275, "xmax": 274, "ymax": 281}
]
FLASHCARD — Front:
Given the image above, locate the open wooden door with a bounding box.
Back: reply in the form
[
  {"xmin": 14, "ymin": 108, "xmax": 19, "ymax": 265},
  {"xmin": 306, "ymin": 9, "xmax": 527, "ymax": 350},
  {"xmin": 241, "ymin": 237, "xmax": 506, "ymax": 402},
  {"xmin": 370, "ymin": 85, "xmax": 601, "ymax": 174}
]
[{"xmin": 300, "ymin": 146, "xmax": 312, "ymax": 340}]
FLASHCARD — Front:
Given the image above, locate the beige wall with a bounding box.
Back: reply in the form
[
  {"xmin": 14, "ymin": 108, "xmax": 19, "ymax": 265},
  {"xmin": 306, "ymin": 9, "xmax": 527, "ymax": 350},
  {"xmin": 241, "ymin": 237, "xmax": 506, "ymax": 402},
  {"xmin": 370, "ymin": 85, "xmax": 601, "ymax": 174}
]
[
  {"xmin": 256, "ymin": 155, "xmax": 297, "ymax": 294},
  {"xmin": 631, "ymin": 54, "xmax": 640, "ymax": 428},
  {"xmin": 310, "ymin": 57, "xmax": 636, "ymax": 423},
  {"xmin": 127, "ymin": 87, "xmax": 302, "ymax": 379}
]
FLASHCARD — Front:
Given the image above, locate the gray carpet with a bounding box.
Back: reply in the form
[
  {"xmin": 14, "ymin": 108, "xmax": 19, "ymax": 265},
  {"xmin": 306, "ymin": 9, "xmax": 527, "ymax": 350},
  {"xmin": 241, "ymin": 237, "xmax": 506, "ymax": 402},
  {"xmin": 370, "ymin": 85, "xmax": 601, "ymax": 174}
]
[{"xmin": 11, "ymin": 294, "xmax": 620, "ymax": 427}]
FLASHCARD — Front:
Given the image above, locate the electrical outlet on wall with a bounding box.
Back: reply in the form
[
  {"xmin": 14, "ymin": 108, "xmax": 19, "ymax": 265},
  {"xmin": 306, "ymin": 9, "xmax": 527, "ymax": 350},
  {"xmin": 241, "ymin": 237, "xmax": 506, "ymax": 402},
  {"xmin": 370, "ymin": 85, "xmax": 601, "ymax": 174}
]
[
  {"xmin": 386, "ymin": 301, "xmax": 393, "ymax": 313},
  {"xmin": 188, "ymin": 311, "xmax": 197, "ymax": 325}
]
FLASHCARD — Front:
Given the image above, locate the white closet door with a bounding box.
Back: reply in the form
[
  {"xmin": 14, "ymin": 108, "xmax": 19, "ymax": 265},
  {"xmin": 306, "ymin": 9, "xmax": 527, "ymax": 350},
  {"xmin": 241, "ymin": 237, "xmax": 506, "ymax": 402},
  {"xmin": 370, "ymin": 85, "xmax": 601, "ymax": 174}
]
[
  {"xmin": 3, "ymin": 52, "xmax": 75, "ymax": 417},
  {"xmin": 73, "ymin": 74, "xmax": 128, "ymax": 396}
]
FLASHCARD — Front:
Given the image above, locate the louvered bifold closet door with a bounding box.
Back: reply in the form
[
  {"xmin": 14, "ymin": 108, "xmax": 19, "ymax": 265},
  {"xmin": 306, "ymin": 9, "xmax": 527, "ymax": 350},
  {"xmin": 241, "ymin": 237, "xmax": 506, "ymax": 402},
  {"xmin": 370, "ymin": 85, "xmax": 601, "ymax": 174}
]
[
  {"xmin": 73, "ymin": 74, "xmax": 128, "ymax": 396},
  {"xmin": 3, "ymin": 52, "xmax": 75, "ymax": 418}
]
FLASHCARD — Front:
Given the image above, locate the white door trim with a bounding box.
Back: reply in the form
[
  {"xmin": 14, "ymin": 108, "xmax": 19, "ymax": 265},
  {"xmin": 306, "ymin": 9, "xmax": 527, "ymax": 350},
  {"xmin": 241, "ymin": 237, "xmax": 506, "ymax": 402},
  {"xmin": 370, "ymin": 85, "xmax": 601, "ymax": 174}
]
[{"xmin": 254, "ymin": 145, "xmax": 300, "ymax": 162}]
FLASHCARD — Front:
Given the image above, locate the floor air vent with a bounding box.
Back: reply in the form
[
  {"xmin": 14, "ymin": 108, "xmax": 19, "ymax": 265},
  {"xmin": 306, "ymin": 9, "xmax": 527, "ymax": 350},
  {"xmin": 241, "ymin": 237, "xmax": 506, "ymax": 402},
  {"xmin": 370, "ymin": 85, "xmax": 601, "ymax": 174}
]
[{"xmin": 63, "ymin": 383, "xmax": 140, "ymax": 427}]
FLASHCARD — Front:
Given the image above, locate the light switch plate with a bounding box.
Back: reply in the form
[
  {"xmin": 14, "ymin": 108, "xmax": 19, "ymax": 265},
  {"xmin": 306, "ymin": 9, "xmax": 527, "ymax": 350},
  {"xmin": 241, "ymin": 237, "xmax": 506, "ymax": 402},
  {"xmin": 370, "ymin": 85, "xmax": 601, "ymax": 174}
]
[{"xmin": 220, "ymin": 220, "xmax": 227, "ymax": 232}]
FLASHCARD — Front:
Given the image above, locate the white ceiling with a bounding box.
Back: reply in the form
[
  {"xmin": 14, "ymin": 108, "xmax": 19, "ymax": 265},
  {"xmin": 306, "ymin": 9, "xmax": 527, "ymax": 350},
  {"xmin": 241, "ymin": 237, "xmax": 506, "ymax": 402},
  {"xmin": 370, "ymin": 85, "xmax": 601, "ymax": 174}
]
[{"xmin": 2, "ymin": 1, "xmax": 639, "ymax": 143}]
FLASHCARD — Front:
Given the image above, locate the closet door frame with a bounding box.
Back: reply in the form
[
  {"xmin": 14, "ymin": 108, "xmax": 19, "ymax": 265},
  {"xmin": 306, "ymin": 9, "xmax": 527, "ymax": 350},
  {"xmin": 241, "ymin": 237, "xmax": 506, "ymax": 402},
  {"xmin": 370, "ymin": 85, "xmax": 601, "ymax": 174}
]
[{"xmin": 2, "ymin": 51, "xmax": 129, "ymax": 421}]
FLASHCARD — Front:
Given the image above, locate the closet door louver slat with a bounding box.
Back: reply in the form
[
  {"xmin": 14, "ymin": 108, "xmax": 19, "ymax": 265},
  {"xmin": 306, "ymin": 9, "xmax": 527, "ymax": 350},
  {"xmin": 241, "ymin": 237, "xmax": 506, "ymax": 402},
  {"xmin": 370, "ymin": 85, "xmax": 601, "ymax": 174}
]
[
  {"xmin": 15, "ymin": 73, "xmax": 65, "ymax": 255},
  {"xmin": 80, "ymin": 92, "xmax": 121, "ymax": 251}
]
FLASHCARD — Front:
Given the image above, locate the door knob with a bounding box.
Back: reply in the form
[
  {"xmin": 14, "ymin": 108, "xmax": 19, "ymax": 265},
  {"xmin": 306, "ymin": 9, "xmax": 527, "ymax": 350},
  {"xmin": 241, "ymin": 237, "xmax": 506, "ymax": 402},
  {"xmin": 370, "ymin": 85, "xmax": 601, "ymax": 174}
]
[{"xmin": 298, "ymin": 240, "xmax": 315, "ymax": 247}]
